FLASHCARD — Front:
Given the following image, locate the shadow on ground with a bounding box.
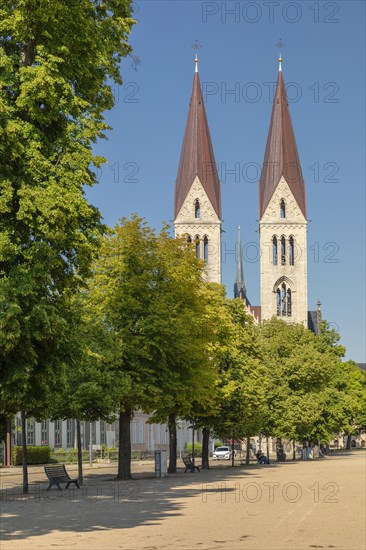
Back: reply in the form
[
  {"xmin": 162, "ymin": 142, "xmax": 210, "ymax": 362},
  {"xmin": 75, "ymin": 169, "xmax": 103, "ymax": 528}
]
[{"xmin": 0, "ymin": 466, "xmax": 263, "ymax": 543}]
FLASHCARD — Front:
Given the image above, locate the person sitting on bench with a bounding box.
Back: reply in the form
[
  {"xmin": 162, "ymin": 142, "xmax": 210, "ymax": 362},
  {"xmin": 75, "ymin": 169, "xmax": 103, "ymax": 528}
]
[{"xmin": 256, "ymin": 450, "xmax": 270, "ymax": 464}]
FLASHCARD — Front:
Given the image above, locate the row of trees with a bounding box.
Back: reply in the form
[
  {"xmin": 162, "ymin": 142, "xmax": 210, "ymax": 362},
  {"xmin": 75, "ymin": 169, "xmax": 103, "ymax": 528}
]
[
  {"xmin": 2, "ymin": 215, "xmax": 365, "ymax": 491},
  {"xmin": 0, "ymin": 0, "xmax": 365, "ymax": 494}
]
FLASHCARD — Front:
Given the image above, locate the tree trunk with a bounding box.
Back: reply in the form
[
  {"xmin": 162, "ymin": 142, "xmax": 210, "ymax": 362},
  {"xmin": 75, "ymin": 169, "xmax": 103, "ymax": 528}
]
[
  {"xmin": 202, "ymin": 428, "xmax": 210, "ymax": 469},
  {"xmin": 4, "ymin": 419, "xmax": 13, "ymax": 466},
  {"xmin": 168, "ymin": 413, "xmax": 177, "ymax": 474},
  {"xmin": 231, "ymin": 438, "xmax": 235, "ymax": 467},
  {"xmin": 116, "ymin": 410, "xmax": 132, "ymax": 480},
  {"xmin": 245, "ymin": 436, "xmax": 250, "ymax": 465},
  {"xmin": 76, "ymin": 420, "xmax": 83, "ymax": 486},
  {"xmin": 345, "ymin": 434, "xmax": 352, "ymax": 450},
  {"xmin": 266, "ymin": 437, "xmax": 269, "ymax": 461},
  {"xmin": 293, "ymin": 439, "xmax": 296, "ymax": 460},
  {"xmin": 21, "ymin": 411, "xmax": 28, "ymax": 494}
]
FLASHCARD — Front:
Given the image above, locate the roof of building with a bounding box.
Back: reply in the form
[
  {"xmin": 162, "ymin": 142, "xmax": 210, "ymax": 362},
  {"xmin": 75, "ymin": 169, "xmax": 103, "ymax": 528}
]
[
  {"xmin": 308, "ymin": 311, "xmax": 320, "ymax": 334},
  {"xmin": 174, "ymin": 70, "xmax": 221, "ymax": 219},
  {"xmin": 259, "ymin": 66, "xmax": 306, "ymax": 219},
  {"xmin": 250, "ymin": 306, "xmax": 261, "ymax": 324}
]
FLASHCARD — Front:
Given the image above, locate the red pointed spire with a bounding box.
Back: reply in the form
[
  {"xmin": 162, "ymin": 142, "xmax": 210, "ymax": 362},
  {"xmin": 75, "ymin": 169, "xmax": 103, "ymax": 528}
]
[
  {"xmin": 259, "ymin": 66, "xmax": 306, "ymax": 219},
  {"xmin": 174, "ymin": 71, "xmax": 221, "ymax": 219}
]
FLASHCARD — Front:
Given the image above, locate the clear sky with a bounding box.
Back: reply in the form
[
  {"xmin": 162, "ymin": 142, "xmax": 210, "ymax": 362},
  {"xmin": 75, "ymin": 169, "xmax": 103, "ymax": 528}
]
[{"xmin": 86, "ymin": 0, "xmax": 365, "ymax": 362}]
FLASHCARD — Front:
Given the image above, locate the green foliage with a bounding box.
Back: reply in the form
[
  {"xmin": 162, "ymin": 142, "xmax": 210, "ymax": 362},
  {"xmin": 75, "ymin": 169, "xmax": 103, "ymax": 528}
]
[
  {"xmin": 259, "ymin": 317, "xmax": 364, "ymax": 444},
  {"xmin": 197, "ymin": 298, "xmax": 266, "ymax": 442},
  {"xmin": 0, "ymin": 0, "xmax": 135, "ymax": 421},
  {"xmin": 13, "ymin": 445, "xmax": 50, "ymax": 465},
  {"xmin": 185, "ymin": 442, "xmax": 202, "ymax": 456}
]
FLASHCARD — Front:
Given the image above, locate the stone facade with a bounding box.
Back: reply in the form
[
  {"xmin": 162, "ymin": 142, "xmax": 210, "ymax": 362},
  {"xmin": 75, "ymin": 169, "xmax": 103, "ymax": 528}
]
[
  {"xmin": 174, "ymin": 176, "xmax": 222, "ymax": 284},
  {"xmin": 259, "ymin": 176, "xmax": 308, "ymax": 326}
]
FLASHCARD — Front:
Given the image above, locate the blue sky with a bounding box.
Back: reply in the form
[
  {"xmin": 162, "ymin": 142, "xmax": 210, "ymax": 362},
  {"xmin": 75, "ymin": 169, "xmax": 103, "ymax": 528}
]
[{"xmin": 86, "ymin": 0, "xmax": 365, "ymax": 362}]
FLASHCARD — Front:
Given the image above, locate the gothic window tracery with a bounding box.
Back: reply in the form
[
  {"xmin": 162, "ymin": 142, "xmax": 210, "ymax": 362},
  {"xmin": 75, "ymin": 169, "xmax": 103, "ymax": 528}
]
[
  {"xmin": 280, "ymin": 199, "xmax": 286, "ymax": 218},
  {"xmin": 275, "ymin": 281, "xmax": 292, "ymax": 317},
  {"xmin": 281, "ymin": 236, "xmax": 286, "ymax": 265},
  {"xmin": 289, "ymin": 236, "xmax": 294, "ymax": 266},
  {"xmin": 194, "ymin": 199, "xmax": 200, "ymax": 219},
  {"xmin": 195, "ymin": 235, "xmax": 200, "ymax": 259},
  {"xmin": 203, "ymin": 236, "xmax": 209, "ymax": 265},
  {"xmin": 272, "ymin": 236, "xmax": 278, "ymax": 265}
]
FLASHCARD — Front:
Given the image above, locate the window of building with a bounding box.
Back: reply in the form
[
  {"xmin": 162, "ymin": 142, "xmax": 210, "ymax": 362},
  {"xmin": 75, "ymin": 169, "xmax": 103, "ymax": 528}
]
[
  {"xmin": 287, "ymin": 289, "xmax": 292, "ymax": 316},
  {"xmin": 194, "ymin": 199, "xmax": 200, "ymax": 219},
  {"xmin": 276, "ymin": 288, "xmax": 281, "ymax": 316},
  {"xmin": 27, "ymin": 418, "xmax": 35, "ymax": 445},
  {"xmin": 281, "ymin": 283, "xmax": 287, "ymax": 316},
  {"xmin": 203, "ymin": 236, "xmax": 209, "ymax": 264},
  {"xmin": 281, "ymin": 237, "xmax": 286, "ymax": 265},
  {"xmin": 289, "ymin": 236, "xmax": 294, "ymax": 266},
  {"xmin": 41, "ymin": 421, "xmax": 48, "ymax": 445},
  {"xmin": 195, "ymin": 236, "xmax": 200, "ymax": 259},
  {"xmin": 54, "ymin": 420, "xmax": 61, "ymax": 447},
  {"xmin": 187, "ymin": 235, "xmax": 192, "ymax": 244},
  {"xmin": 280, "ymin": 199, "xmax": 286, "ymax": 218},
  {"xmin": 100, "ymin": 421, "xmax": 106, "ymax": 445},
  {"xmin": 276, "ymin": 282, "xmax": 292, "ymax": 318},
  {"xmin": 272, "ymin": 236, "xmax": 278, "ymax": 265},
  {"xmin": 66, "ymin": 419, "xmax": 74, "ymax": 448}
]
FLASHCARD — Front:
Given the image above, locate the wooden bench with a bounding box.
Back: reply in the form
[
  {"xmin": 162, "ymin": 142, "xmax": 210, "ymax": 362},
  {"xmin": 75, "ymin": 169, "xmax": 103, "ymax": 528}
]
[
  {"xmin": 182, "ymin": 455, "xmax": 201, "ymax": 473},
  {"xmin": 44, "ymin": 465, "xmax": 80, "ymax": 491}
]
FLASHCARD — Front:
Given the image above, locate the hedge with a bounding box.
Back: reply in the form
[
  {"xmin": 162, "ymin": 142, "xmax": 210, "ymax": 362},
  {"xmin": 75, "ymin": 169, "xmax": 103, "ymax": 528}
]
[
  {"xmin": 13, "ymin": 446, "xmax": 51, "ymax": 466},
  {"xmin": 184, "ymin": 442, "xmax": 202, "ymax": 456}
]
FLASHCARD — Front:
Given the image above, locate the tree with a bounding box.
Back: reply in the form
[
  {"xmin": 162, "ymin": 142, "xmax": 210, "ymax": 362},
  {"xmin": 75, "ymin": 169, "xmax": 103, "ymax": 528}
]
[
  {"xmin": 195, "ymin": 299, "xmax": 267, "ymax": 466},
  {"xmin": 87, "ymin": 217, "xmax": 221, "ymax": 477},
  {"xmin": 259, "ymin": 318, "xmax": 358, "ymax": 453},
  {"xmin": 0, "ymin": 0, "xmax": 135, "ymax": 492}
]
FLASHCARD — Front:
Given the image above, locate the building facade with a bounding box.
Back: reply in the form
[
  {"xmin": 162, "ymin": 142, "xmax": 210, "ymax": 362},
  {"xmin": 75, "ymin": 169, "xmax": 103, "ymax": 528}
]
[
  {"xmin": 174, "ymin": 56, "xmax": 222, "ymax": 284},
  {"xmin": 258, "ymin": 57, "xmax": 308, "ymax": 325}
]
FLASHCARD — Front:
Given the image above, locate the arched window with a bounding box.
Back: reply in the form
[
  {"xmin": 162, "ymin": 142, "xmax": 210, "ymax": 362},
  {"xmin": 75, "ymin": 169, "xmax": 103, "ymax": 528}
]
[
  {"xmin": 287, "ymin": 289, "xmax": 292, "ymax": 316},
  {"xmin": 187, "ymin": 235, "xmax": 192, "ymax": 244},
  {"xmin": 195, "ymin": 236, "xmax": 200, "ymax": 259},
  {"xmin": 276, "ymin": 289, "xmax": 281, "ymax": 316},
  {"xmin": 281, "ymin": 237, "xmax": 286, "ymax": 265},
  {"xmin": 281, "ymin": 283, "xmax": 287, "ymax": 316},
  {"xmin": 289, "ymin": 236, "xmax": 294, "ymax": 266},
  {"xmin": 280, "ymin": 199, "xmax": 286, "ymax": 218},
  {"xmin": 194, "ymin": 199, "xmax": 200, "ymax": 219},
  {"xmin": 272, "ymin": 236, "xmax": 278, "ymax": 266},
  {"xmin": 203, "ymin": 236, "xmax": 209, "ymax": 265},
  {"xmin": 275, "ymin": 282, "xmax": 292, "ymax": 318}
]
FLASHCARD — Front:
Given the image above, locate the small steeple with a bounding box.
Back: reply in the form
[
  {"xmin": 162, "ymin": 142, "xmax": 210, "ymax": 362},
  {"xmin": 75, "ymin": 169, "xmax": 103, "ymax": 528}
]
[
  {"xmin": 234, "ymin": 226, "xmax": 250, "ymax": 305},
  {"xmin": 258, "ymin": 59, "xmax": 306, "ymax": 219},
  {"xmin": 174, "ymin": 59, "xmax": 221, "ymax": 219}
]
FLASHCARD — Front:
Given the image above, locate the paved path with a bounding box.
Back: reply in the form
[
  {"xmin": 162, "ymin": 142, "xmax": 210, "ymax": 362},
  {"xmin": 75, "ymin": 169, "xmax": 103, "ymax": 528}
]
[{"xmin": 1, "ymin": 452, "xmax": 365, "ymax": 549}]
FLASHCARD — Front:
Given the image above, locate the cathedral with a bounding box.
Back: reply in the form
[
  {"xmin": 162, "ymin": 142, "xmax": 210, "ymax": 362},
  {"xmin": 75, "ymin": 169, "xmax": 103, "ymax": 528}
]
[{"xmin": 174, "ymin": 53, "xmax": 321, "ymax": 331}]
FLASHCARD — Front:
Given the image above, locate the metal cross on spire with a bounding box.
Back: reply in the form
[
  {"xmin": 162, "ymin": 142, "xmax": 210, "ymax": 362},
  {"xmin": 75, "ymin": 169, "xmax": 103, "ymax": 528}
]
[
  {"xmin": 191, "ymin": 40, "xmax": 203, "ymax": 72},
  {"xmin": 275, "ymin": 38, "xmax": 286, "ymax": 71}
]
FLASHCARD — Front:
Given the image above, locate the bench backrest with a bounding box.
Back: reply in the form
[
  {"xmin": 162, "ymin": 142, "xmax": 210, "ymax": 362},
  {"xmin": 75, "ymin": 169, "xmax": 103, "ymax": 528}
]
[{"xmin": 45, "ymin": 464, "xmax": 68, "ymax": 478}]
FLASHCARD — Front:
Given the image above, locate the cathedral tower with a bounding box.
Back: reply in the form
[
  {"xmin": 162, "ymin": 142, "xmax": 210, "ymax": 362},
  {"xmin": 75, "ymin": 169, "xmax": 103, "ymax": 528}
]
[
  {"xmin": 174, "ymin": 56, "xmax": 222, "ymax": 283},
  {"xmin": 259, "ymin": 56, "xmax": 308, "ymax": 325}
]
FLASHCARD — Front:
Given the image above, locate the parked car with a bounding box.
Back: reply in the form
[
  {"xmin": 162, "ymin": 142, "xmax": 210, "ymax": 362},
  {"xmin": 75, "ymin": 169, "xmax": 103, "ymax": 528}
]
[{"xmin": 213, "ymin": 446, "xmax": 237, "ymax": 460}]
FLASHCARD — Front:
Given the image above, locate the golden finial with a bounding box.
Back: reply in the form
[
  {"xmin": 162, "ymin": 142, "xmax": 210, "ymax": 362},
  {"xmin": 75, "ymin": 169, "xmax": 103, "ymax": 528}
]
[
  {"xmin": 191, "ymin": 40, "xmax": 202, "ymax": 73},
  {"xmin": 275, "ymin": 38, "xmax": 285, "ymax": 72}
]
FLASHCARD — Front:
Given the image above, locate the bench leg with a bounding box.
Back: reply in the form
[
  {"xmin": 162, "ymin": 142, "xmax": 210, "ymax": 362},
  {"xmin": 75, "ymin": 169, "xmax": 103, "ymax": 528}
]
[{"xmin": 65, "ymin": 481, "xmax": 80, "ymax": 490}]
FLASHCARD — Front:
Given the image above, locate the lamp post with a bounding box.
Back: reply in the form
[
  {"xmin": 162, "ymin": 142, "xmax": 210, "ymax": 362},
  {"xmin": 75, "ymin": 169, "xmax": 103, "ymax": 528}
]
[
  {"xmin": 89, "ymin": 422, "xmax": 93, "ymax": 467},
  {"xmin": 176, "ymin": 419, "xmax": 183, "ymax": 460}
]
